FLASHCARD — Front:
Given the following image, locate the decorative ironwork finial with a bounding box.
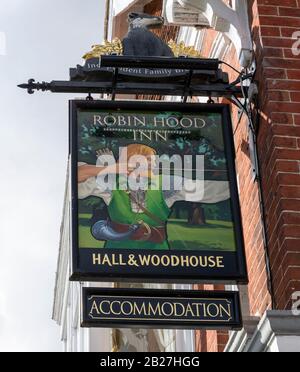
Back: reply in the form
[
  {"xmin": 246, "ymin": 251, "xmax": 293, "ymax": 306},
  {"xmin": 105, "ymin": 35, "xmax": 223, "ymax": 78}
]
[{"xmin": 18, "ymin": 79, "xmax": 50, "ymax": 94}]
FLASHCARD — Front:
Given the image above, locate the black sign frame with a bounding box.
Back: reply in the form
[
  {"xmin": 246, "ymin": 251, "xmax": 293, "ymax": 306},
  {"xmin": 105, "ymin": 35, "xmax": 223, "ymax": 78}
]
[
  {"xmin": 70, "ymin": 100, "xmax": 248, "ymax": 284},
  {"xmin": 81, "ymin": 287, "xmax": 243, "ymax": 330}
]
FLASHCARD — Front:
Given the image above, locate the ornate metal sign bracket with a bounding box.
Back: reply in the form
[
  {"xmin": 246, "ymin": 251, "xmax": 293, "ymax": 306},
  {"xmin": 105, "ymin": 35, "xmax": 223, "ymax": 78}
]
[
  {"xmin": 18, "ymin": 10, "xmax": 255, "ymax": 111},
  {"xmin": 18, "ymin": 55, "xmax": 251, "ymax": 109}
]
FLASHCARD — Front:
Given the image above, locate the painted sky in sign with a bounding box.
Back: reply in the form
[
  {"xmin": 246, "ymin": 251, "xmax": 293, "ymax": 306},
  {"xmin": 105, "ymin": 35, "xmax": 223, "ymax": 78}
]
[{"xmin": 0, "ymin": 0, "xmax": 105, "ymax": 352}]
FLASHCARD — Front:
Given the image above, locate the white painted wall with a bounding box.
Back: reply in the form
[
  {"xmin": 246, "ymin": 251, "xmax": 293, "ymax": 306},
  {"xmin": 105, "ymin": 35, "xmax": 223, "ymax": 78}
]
[
  {"xmin": 113, "ymin": 0, "xmax": 134, "ymax": 15},
  {"xmin": 270, "ymin": 336, "xmax": 300, "ymax": 353}
]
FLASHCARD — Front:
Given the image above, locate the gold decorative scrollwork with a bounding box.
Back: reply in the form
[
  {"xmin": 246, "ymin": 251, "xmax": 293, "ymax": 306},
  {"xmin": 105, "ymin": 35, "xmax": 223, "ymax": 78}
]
[
  {"xmin": 168, "ymin": 40, "xmax": 202, "ymax": 58},
  {"xmin": 83, "ymin": 39, "xmax": 202, "ymax": 60},
  {"xmin": 83, "ymin": 38, "xmax": 123, "ymax": 60}
]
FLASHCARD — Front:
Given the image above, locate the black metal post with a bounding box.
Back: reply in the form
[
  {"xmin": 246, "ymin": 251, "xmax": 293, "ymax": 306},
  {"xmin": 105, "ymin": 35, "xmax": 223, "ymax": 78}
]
[{"xmin": 18, "ymin": 79, "xmax": 245, "ymax": 98}]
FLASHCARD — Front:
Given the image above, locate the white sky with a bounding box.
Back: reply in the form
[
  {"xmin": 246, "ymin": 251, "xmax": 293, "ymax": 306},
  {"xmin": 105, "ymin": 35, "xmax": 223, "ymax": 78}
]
[
  {"xmin": 0, "ymin": 0, "xmax": 105, "ymax": 352},
  {"xmin": 0, "ymin": 32, "xmax": 6, "ymax": 55}
]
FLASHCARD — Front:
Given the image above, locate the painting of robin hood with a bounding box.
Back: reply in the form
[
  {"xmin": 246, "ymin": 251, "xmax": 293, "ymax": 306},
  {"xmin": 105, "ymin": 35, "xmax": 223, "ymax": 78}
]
[{"xmin": 76, "ymin": 107, "xmax": 237, "ymax": 253}]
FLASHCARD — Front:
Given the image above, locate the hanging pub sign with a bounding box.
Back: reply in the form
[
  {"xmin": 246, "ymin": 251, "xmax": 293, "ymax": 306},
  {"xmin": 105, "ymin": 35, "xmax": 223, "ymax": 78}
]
[
  {"xmin": 70, "ymin": 100, "xmax": 247, "ymax": 283},
  {"xmin": 81, "ymin": 288, "xmax": 242, "ymax": 330}
]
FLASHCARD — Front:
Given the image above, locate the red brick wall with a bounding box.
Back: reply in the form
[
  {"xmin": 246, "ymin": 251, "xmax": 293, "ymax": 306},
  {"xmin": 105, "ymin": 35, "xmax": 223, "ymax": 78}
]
[
  {"xmin": 194, "ymin": 6, "xmax": 271, "ymax": 353},
  {"xmin": 191, "ymin": 12, "xmax": 272, "ymax": 325},
  {"xmin": 200, "ymin": 0, "xmax": 300, "ymax": 351},
  {"xmin": 249, "ymin": 0, "xmax": 300, "ymax": 310},
  {"xmin": 197, "ymin": 0, "xmax": 300, "ymax": 351}
]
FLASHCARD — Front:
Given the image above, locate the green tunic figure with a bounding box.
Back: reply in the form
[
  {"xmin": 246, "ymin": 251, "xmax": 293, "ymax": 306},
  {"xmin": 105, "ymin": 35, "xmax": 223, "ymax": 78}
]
[
  {"xmin": 78, "ymin": 144, "xmax": 230, "ymax": 251},
  {"xmin": 107, "ymin": 175, "xmax": 171, "ymax": 250}
]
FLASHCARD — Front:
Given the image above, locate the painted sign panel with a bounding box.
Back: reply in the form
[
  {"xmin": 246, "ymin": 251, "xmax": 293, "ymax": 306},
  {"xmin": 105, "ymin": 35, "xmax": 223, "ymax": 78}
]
[
  {"xmin": 70, "ymin": 101, "xmax": 247, "ymax": 283},
  {"xmin": 82, "ymin": 288, "xmax": 242, "ymax": 330}
]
